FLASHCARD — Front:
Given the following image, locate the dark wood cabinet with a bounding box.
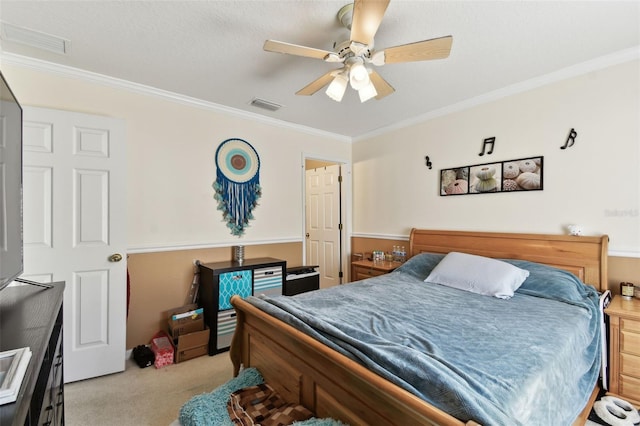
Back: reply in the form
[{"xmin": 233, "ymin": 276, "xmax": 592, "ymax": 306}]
[
  {"xmin": 0, "ymin": 282, "xmax": 64, "ymax": 426},
  {"xmin": 199, "ymin": 258, "xmax": 286, "ymax": 355}
]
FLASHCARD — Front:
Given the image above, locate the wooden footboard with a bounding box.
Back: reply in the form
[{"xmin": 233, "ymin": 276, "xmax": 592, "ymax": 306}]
[
  {"xmin": 230, "ymin": 295, "xmax": 478, "ymax": 426},
  {"xmin": 230, "ymin": 295, "xmax": 598, "ymax": 425}
]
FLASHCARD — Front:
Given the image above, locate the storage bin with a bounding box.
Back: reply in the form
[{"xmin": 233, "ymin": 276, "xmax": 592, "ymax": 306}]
[
  {"xmin": 216, "ymin": 310, "xmax": 237, "ymax": 351},
  {"xmin": 218, "ymin": 270, "xmax": 252, "ymax": 310},
  {"xmin": 253, "ymin": 266, "xmax": 283, "ymax": 298}
]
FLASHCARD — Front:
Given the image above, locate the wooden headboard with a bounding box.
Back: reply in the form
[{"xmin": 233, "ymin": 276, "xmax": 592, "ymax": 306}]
[{"xmin": 409, "ymin": 229, "xmax": 609, "ymax": 292}]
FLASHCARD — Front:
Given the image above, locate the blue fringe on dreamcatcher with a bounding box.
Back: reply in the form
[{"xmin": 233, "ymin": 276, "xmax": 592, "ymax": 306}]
[{"xmin": 213, "ymin": 171, "xmax": 261, "ymax": 237}]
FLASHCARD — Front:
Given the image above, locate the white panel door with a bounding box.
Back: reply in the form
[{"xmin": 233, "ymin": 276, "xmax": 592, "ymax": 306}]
[
  {"xmin": 22, "ymin": 106, "xmax": 126, "ymax": 383},
  {"xmin": 305, "ymin": 164, "xmax": 341, "ymax": 288}
]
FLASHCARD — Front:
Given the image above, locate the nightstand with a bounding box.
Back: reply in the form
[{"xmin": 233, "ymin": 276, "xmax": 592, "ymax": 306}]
[
  {"xmin": 351, "ymin": 259, "xmax": 399, "ymax": 282},
  {"xmin": 605, "ymin": 296, "xmax": 640, "ymax": 405}
]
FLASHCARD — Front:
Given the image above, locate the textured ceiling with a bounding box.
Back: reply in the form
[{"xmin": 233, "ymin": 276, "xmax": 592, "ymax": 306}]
[{"xmin": 1, "ymin": 1, "xmax": 638, "ymax": 139}]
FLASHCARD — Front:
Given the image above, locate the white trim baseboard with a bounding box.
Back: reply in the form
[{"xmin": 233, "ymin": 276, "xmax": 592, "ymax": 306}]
[
  {"xmin": 609, "ymin": 250, "xmax": 640, "ymax": 259},
  {"xmin": 127, "ymin": 236, "xmax": 303, "ymax": 254},
  {"xmin": 350, "ymin": 232, "xmax": 410, "ymax": 241}
]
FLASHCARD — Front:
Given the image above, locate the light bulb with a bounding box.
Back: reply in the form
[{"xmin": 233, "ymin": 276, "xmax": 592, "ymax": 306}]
[
  {"xmin": 358, "ymin": 81, "xmax": 378, "ymax": 103},
  {"xmin": 325, "ymin": 73, "xmax": 348, "ymax": 102},
  {"xmin": 349, "ymin": 62, "xmax": 370, "ymax": 90}
]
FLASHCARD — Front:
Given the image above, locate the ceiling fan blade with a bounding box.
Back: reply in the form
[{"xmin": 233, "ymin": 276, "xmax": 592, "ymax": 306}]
[
  {"xmin": 369, "ymin": 71, "xmax": 395, "ymax": 100},
  {"xmin": 264, "ymin": 40, "xmax": 333, "ymax": 60},
  {"xmin": 296, "ymin": 70, "xmax": 336, "ymax": 96},
  {"xmin": 382, "ymin": 35, "xmax": 453, "ymax": 64},
  {"xmin": 350, "ymin": 0, "xmax": 390, "ymax": 46}
]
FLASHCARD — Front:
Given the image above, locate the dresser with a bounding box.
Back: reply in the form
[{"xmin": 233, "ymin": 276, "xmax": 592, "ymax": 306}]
[
  {"xmin": 0, "ymin": 282, "xmax": 65, "ymax": 426},
  {"xmin": 199, "ymin": 258, "xmax": 286, "ymax": 355},
  {"xmin": 606, "ymin": 296, "xmax": 640, "ymax": 404},
  {"xmin": 351, "ymin": 259, "xmax": 398, "ymax": 282}
]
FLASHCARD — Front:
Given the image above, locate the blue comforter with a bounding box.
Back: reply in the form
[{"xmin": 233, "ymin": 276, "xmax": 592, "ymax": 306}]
[{"xmin": 246, "ymin": 253, "xmax": 601, "ymax": 425}]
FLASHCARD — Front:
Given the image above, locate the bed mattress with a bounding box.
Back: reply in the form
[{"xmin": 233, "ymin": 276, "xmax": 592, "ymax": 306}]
[{"xmin": 246, "ymin": 253, "xmax": 602, "ymax": 426}]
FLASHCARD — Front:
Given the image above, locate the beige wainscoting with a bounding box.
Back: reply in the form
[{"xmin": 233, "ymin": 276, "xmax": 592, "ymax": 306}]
[
  {"xmin": 350, "ymin": 237, "xmax": 409, "ymax": 282},
  {"xmin": 350, "ymin": 237, "xmax": 409, "ymax": 263},
  {"xmin": 608, "ymin": 256, "xmax": 640, "ymax": 295},
  {"xmin": 351, "ymin": 236, "xmax": 639, "ymax": 294},
  {"xmin": 126, "ymin": 242, "xmax": 302, "ymax": 349}
]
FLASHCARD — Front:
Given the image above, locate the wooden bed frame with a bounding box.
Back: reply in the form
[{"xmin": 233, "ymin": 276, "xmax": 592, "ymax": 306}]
[{"xmin": 230, "ymin": 229, "xmax": 609, "ymax": 425}]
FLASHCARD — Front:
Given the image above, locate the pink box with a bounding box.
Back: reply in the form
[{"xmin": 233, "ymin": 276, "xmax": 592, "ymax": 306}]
[{"xmin": 151, "ymin": 335, "xmax": 174, "ymax": 369}]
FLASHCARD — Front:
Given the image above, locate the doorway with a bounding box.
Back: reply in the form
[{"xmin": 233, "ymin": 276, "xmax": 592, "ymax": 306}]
[
  {"xmin": 21, "ymin": 106, "xmax": 127, "ymax": 383},
  {"xmin": 304, "ymin": 158, "xmax": 346, "ymax": 288}
]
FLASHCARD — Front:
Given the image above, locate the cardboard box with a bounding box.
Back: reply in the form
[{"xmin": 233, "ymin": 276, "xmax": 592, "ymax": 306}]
[
  {"xmin": 174, "ymin": 326, "xmax": 210, "ymax": 363},
  {"xmin": 167, "ymin": 304, "xmax": 204, "ymax": 339},
  {"xmin": 165, "ymin": 304, "xmax": 209, "ymax": 363}
]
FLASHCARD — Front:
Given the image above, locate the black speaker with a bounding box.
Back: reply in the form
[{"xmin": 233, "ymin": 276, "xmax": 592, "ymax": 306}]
[{"xmin": 132, "ymin": 345, "xmax": 155, "ymax": 368}]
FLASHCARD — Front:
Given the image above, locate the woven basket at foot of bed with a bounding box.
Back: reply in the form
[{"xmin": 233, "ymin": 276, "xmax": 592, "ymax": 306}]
[{"xmin": 178, "ymin": 367, "xmax": 346, "ymax": 426}]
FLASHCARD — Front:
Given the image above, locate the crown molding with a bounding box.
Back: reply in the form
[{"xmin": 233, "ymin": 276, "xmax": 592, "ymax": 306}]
[
  {"xmin": 3, "ymin": 46, "xmax": 638, "ymax": 145},
  {"xmin": 0, "ymin": 52, "xmax": 351, "ymax": 144},
  {"xmin": 353, "ymin": 46, "xmax": 640, "ymax": 142}
]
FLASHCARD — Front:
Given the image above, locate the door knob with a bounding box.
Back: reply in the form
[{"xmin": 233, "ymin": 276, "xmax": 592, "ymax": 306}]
[
  {"xmin": 305, "ymin": 233, "xmax": 310, "ymax": 238},
  {"xmin": 109, "ymin": 253, "xmax": 123, "ymax": 262}
]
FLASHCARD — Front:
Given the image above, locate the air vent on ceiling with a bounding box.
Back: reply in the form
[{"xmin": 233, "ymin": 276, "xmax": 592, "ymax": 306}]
[
  {"xmin": 1, "ymin": 22, "xmax": 70, "ymax": 54},
  {"xmin": 250, "ymin": 98, "xmax": 282, "ymax": 112}
]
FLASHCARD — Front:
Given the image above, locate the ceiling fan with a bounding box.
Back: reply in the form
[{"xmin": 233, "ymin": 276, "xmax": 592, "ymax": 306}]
[{"xmin": 263, "ymin": 0, "xmax": 453, "ymax": 103}]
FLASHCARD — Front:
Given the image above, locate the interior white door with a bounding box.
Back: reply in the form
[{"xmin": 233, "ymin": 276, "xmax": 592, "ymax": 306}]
[
  {"xmin": 305, "ymin": 164, "xmax": 341, "ymax": 288},
  {"xmin": 21, "ymin": 106, "xmax": 126, "ymax": 383}
]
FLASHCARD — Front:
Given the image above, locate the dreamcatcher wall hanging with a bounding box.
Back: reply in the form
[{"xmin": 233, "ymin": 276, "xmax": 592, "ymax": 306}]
[{"xmin": 213, "ymin": 138, "xmax": 261, "ymax": 236}]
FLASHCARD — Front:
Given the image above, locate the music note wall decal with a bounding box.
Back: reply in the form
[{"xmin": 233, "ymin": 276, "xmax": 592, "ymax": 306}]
[
  {"xmin": 425, "ymin": 156, "xmax": 432, "ymax": 169},
  {"xmin": 561, "ymin": 128, "xmax": 577, "ymax": 149},
  {"xmin": 479, "ymin": 137, "xmax": 495, "ymax": 156}
]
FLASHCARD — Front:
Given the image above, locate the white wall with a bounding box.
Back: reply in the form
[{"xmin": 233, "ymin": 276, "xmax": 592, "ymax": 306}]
[
  {"xmin": 4, "ymin": 58, "xmax": 638, "ymax": 255},
  {"xmin": 353, "ymin": 60, "xmax": 640, "ymax": 255},
  {"xmin": 2, "ymin": 64, "xmax": 351, "ymax": 251}
]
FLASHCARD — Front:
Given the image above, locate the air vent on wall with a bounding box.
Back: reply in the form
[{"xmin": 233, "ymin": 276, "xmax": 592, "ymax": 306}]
[
  {"xmin": 250, "ymin": 98, "xmax": 282, "ymax": 112},
  {"xmin": 0, "ymin": 22, "xmax": 70, "ymax": 54}
]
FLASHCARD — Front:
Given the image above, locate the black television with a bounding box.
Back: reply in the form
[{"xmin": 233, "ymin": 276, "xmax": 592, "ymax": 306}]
[{"xmin": 0, "ymin": 71, "xmax": 23, "ymax": 290}]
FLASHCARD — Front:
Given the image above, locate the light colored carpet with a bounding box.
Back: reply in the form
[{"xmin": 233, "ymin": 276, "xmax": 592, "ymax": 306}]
[{"xmin": 64, "ymin": 352, "xmax": 233, "ymax": 426}]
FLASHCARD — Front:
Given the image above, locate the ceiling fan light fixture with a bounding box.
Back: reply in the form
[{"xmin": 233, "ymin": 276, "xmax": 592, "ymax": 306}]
[
  {"xmin": 325, "ymin": 73, "xmax": 348, "ymax": 102},
  {"xmin": 370, "ymin": 51, "xmax": 385, "ymax": 66},
  {"xmin": 358, "ymin": 81, "xmax": 378, "ymax": 103},
  {"xmin": 337, "ymin": 3, "xmax": 354, "ymax": 30},
  {"xmin": 264, "ymin": 1, "xmax": 453, "ymax": 104},
  {"xmin": 349, "ymin": 62, "xmax": 370, "ymax": 90},
  {"xmin": 324, "ymin": 52, "xmax": 343, "ymax": 63}
]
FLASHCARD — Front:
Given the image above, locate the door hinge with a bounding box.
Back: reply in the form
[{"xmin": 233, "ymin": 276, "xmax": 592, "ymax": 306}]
[
  {"xmin": 339, "ymin": 271, "xmax": 343, "ymax": 278},
  {"xmin": 338, "ymin": 223, "xmax": 343, "ymax": 230},
  {"xmin": 338, "ymin": 175, "xmax": 342, "ymax": 183}
]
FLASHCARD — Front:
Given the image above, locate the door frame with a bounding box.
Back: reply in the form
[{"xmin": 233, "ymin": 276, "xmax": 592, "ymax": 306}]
[
  {"xmin": 21, "ymin": 106, "xmax": 127, "ymax": 383},
  {"xmin": 301, "ymin": 153, "xmax": 352, "ymax": 284}
]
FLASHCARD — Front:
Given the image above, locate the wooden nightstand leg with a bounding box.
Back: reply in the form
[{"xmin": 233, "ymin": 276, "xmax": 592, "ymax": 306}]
[{"xmin": 609, "ymin": 316, "xmax": 621, "ymax": 394}]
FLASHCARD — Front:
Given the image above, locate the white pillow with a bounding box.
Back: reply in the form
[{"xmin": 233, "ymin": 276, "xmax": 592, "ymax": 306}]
[{"xmin": 424, "ymin": 252, "xmax": 530, "ymax": 299}]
